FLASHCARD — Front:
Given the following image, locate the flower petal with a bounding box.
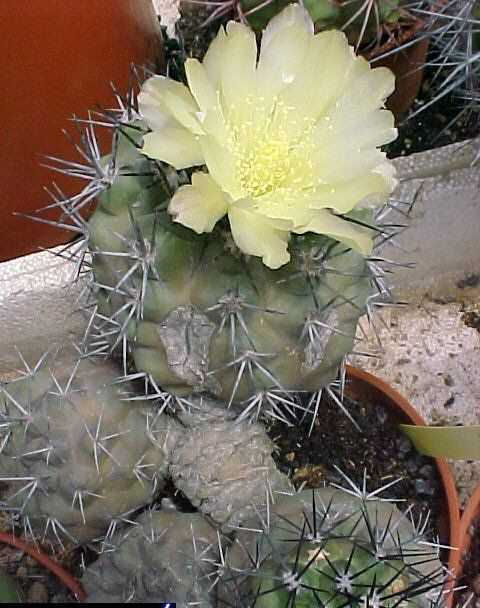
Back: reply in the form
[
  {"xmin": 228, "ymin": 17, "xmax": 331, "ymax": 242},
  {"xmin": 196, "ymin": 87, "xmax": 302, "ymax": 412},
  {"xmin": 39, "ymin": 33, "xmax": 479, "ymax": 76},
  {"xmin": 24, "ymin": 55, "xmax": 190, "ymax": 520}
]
[
  {"xmin": 261, "ymin": 2, "xmax": 313, "ymax": 49},
  {"xmin": 312, "ymin": 142, "xmax": 387, "ymax": 184},
  {"xmin": 185, "ymin": 58, "xmax": 218, "ymax": 113},
  {"xmin": 141, "ymin": 127, "xmax": 204, "ymax": 169},
  {"xmin": 169, "ymin": 172, "xmax": 228, "ymax": 233},
  {"xmin": 336, "ymin": 64, "xmax": 395, "ymax": 118},
  {"xmin": 257, "ymin": 4, "xmax": 313, "ymax": 100},
  {"xmin": 252, "ymin": 190, "xmax": 315, "ymax": 226},
  {"xmin": 295, "ymin": 210, "xmax": 374, "ymax": 255},
  {"xmin": 308, "ymin": 164, "xmax": 397, "ymax": 214},
  {"xmin": 219, "ymin": 22, "xmax": 257, "ymax": 123},
  {"xmin": 139, "ymin": 75, "xmax": 202, "ymax": 135},
  {"xmin": 279, "ymin": 30, "xmax": 356, "ymax": 122},
  {"xmin": 200, "ymin": 135, "xmax": 242, "ymax": 199},
  {"xmin": 203, "ymin": 25, "xmax": 228, "ymax": 90},
  {"xmin": 228, "ymin": 205, "xmax": 290, "ymax": 269},
  {"xmin": 257, "ymin": 24, "xmax": 311, "ymax": 101}
]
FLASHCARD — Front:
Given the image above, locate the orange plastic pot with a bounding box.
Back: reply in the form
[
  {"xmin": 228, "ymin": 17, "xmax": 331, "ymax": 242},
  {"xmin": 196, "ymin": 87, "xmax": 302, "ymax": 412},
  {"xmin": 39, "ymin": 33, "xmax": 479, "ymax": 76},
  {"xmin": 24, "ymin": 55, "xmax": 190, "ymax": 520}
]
[
  {"xmin": 449, "ymin": 484, "xmax": 480, "ymax": 607},
  {"xmin": 345, "ymin": 365, "xmax": 461, "ymax": 605},
  {"xmin": 1, "ymin": 0, "xmax": 162, "ymax": 263}
]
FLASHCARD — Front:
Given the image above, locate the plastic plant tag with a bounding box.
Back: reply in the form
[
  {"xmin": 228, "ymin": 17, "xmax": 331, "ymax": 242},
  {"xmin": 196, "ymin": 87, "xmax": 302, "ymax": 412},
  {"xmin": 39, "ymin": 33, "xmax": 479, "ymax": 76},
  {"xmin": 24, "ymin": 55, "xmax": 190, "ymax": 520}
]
[{"xmin": 400, "ymin": 424, "xmax": 480, "ymax": 459}]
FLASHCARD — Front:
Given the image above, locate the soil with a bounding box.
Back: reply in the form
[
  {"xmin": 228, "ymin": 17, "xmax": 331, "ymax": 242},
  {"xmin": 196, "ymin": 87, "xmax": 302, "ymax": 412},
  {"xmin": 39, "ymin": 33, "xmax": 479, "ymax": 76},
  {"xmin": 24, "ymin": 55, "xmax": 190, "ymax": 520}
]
[
  {"xmin": 266, "ymin": 389, "xmax": 445, "ymax": 543},
  {"xmin": 456, "ymin": 514, "xmax": 480, "ymax": 607}
]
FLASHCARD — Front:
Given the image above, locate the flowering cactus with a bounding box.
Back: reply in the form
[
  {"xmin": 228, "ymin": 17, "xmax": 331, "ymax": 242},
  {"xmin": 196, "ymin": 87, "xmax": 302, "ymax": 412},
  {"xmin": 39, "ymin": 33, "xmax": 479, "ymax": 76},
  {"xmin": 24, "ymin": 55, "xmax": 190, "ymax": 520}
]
[{"xmin": 32, "ymin": 2, "xmax": 403, "ymax": 419}]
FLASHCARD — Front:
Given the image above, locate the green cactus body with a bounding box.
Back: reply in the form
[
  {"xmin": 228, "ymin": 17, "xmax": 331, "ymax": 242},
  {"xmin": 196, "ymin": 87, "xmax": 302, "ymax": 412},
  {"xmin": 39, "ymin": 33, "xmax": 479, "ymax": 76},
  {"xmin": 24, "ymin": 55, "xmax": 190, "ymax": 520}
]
[
  {"xmin": 219, "ymin": 488, "xmax": 446, "ymax": 607},
  {"xmin": 87, "ymin": 124, "xmax": 375, "ymax": 412},
  {"xmin": 0, "ymin": 356, "xmax": 179, "ymax": 544},
  {"xmin": 82, "ymin": 509, "xmax": 221, "ymax": 604},
  {"xmin": 240, "ymin": 0, "xmax": 401, "ymax": 35},
  {"xmin": 245, "ymin": 541, "xmax": 414, "ymax": 607}
]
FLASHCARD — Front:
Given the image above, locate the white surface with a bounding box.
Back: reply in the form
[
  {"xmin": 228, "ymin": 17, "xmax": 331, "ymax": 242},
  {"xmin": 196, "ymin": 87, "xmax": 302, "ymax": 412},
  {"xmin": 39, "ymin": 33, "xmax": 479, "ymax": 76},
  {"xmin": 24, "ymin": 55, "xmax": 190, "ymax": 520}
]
[{"xmin": 0, "ymin": 248, "xmax": 88, "ymax": 379}]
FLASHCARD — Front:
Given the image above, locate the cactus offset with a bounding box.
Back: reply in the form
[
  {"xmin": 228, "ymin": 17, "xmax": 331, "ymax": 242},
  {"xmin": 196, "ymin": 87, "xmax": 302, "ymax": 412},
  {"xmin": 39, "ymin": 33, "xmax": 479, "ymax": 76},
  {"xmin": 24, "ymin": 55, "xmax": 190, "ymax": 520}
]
[
  {"xmin": 219, "ymin": 486, "xmax": 447, "ymax": 607},
  {"xmin": 81, "ymin": 484, "xmax": 448, "ymax": 606},
  {"xmin": 82, "ymin": 507, "xmax": 222, "ymax": 604},
  {"xmin": 168, "ymin": 396, "xmax": 293, "ymax": 528},
  {"xmin": 0, "ymin": 355, "xmax": 180, "ymax": 545}
]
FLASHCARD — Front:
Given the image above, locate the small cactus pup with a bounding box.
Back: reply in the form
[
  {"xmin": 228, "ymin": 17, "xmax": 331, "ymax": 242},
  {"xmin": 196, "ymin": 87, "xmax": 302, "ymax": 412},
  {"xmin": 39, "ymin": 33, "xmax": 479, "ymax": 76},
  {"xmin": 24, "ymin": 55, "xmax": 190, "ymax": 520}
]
[
  {"xmin": 219, "ymin": 485, "xmax": 448, "ymax": 607},
  {"xmin": 82, "ymin": 506, "xmax": 222, "ymax": 604},
  {"xmin": 0, "ymin": 353, "xmax": 180, "ymax": 546},
  {"xmin": 168, "ymin": 396, "xmax": 293, "ymax": 529},
  {"xmin": 240, "ymin": 0, "xmax": 402, "ymax": 40}
]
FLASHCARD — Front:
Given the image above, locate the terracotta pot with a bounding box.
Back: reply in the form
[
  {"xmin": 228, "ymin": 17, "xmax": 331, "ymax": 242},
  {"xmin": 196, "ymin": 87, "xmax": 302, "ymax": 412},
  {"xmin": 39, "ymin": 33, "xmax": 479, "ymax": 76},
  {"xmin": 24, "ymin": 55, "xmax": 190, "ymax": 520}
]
[
  {"xmin": 0, "ymin": 0, "xmax": 163, "ymax": 263},
  {"xmin": 365, "ymin": 18, "xmax": 430, "ymax": 116},
  {"xmin": 345, "ymin": 365, "xmax": 461, "ymax": 605},
  {"xmin": 449, "ymin": 484, "xmax": 480, "ymax": 607}
]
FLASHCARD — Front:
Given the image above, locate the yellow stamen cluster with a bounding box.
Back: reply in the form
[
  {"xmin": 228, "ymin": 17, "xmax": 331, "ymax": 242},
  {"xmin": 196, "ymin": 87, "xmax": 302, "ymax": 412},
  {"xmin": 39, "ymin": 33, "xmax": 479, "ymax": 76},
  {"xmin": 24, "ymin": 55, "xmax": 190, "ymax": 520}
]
[{"xmin": 227, "ymin": 97, "xmax": 317, "ymax": 199}]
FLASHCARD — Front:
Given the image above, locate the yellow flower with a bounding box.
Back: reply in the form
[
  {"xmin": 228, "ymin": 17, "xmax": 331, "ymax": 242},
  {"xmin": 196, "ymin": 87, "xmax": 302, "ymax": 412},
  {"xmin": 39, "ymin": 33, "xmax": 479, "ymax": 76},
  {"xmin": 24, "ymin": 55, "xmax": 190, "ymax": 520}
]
[{"xmin": 139, "ymin": 3, "xmax": 397, "ymax": 269}]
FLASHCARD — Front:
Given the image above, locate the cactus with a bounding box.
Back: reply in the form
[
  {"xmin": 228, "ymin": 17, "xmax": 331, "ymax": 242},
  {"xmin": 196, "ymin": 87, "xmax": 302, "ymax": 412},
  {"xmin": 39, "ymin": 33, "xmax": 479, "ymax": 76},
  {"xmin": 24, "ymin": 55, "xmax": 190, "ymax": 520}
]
[
  {"xmin": 0, "ymin": 354, "xmax": 180, "ymax": 545},
  {"xmin": 81, "ymin": 484, "xmax": 447, "ymax": 606},
  {"xmin": 82, "ymin": 507, "xmax": 222, "ymax": 604},
  {"xmin": 168, "ymin": 396, "xmax": 293, "ymax": 528},
  {"xmin": 240, "ymin": 0, "xmax": 402, "ymax": 39},
  {"xmin": 65, "ymin": 118, "xmax": 395, "ymax": 422},
  {"xmin": 218, "ymin": 486, "xmax": 447, "ymax": 607},
  {"xmin": 33, "ymin": 4, "xmax": 405, "ymax": 425}
]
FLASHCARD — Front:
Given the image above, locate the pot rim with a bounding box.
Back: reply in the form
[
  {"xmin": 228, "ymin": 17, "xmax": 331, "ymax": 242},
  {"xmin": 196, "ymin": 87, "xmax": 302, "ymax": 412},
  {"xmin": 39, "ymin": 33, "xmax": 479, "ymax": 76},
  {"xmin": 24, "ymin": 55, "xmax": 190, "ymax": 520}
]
[
  {"xmin": 345, "ymin": 365, "xmax": 461, "ymax": 607},
  {"xmin": 452, "ymin": 484, "xmax": 480, "ymax": 604}
]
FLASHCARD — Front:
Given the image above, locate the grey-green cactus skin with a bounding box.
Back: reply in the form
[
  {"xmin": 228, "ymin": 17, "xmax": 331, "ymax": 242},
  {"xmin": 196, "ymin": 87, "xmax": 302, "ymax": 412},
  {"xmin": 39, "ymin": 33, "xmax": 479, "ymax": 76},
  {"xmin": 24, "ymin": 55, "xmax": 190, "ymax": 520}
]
[
  {"xmin": 87, "ymin": 123, "xmax": 375, "ymax": 411},
  {"xmin": 0, "ymin": 356, "xmax": 180, "ymax": 545},
  {"xmin": 219, "ymin": 487, "xmax": 446, "ymax": 607},
  {"xmin": 81, "ymin": 486, "xmax": 446, "ymax": 607},
  {"xmin": 168, "ymin": 397, "xmax": 293, "ymax": 529},
  {"xmin": 83, "ymin": 508, "xmax": 221, "ymax": 605}
]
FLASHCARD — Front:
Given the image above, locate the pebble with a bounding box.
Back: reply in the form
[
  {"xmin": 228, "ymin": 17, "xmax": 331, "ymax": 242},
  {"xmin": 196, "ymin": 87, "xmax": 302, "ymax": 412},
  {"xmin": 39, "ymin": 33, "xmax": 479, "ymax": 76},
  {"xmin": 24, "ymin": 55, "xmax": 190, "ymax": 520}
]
[
  {"xmin": 395, "ymin": 435, "xmax": 412, "ymax": 456},
  {"xmin": 406, "ymin": 459, "xmax": 419, "ymax": 475},
  {"xmin": 375, "ymin": 407, "xmax": 388, "ymax": 425},
  {"xmin": 27, "ymin": 582, "xmax": 49, "ymax": 603},
  {"xmin": 414, "ymin": 478, "xmax": 436, "ymax": 496},
  {"xmin": 419, "ymin": 464, "xmax": 435, "ymax": 479}
]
